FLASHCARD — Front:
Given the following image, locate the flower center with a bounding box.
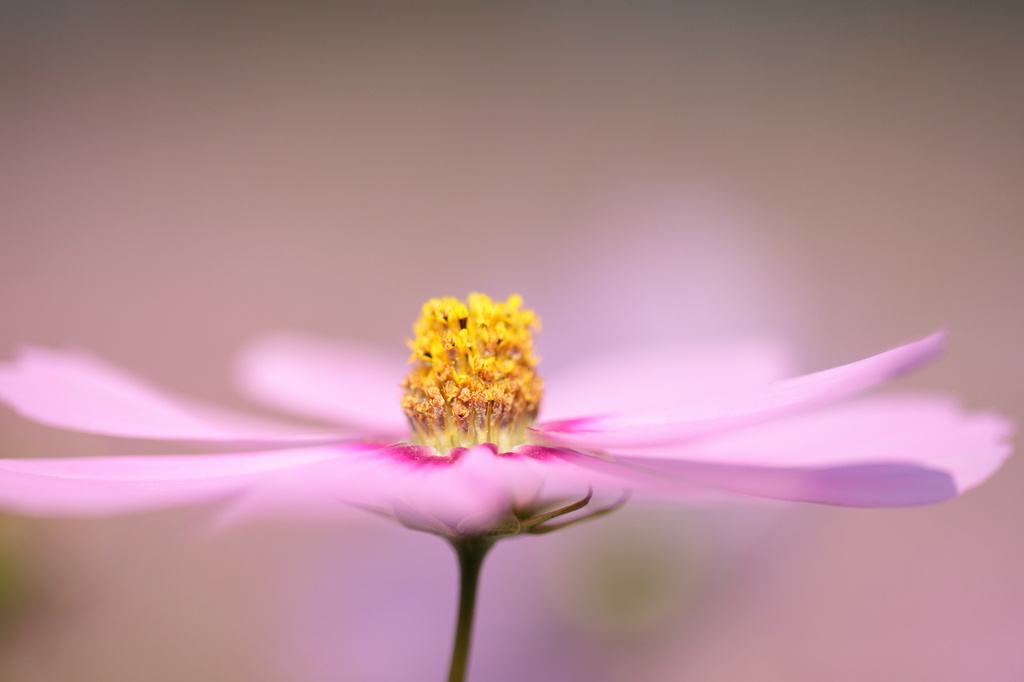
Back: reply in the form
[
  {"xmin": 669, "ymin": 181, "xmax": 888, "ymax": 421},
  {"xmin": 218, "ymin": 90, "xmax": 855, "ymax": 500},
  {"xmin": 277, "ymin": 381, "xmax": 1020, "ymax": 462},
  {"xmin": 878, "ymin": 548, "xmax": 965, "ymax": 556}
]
[{"xmin": 401, "ymin": 293, "xmax": 543, "ymax": 453}]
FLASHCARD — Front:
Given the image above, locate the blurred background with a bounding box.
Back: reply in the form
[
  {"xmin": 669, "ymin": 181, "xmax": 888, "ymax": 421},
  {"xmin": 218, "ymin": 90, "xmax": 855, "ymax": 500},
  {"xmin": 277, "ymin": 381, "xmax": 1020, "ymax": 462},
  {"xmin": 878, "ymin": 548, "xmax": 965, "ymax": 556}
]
[{"xmin": 1, "ymin": 1, "xmax": 1022, "ymax": 680}]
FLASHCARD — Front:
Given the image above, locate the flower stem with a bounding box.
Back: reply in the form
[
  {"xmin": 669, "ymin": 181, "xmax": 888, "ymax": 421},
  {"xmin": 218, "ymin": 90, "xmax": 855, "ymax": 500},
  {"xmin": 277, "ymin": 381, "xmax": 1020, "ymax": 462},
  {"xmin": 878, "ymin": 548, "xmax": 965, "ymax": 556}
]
[{"xmin": 446, "ymin": 536, "xmax": 493, "ymax": 682}]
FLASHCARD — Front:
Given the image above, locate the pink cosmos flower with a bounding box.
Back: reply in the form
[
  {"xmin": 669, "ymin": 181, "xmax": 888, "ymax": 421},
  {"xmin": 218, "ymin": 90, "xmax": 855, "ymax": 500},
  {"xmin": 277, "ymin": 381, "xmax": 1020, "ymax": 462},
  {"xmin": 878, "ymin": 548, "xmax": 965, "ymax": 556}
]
[{"xmin": 0, "ymin": 294, "xmax": 1012, "ymax": 535}]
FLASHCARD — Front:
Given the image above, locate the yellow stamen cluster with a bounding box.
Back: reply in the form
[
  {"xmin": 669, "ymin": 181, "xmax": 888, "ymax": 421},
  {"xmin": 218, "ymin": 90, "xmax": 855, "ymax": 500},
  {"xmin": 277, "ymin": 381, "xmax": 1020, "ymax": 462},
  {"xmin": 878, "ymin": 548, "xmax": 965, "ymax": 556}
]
[{"xmin": 402, "ymin": 293, "xmax": 543, "ymax": 453}]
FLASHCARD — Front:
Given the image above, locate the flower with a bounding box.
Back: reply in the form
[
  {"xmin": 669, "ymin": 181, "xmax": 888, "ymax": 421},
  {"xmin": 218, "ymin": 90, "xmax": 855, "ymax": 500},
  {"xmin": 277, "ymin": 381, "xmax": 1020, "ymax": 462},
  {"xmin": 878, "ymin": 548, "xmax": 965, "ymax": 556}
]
[{"xmin": 0, "ymin": 294, "xmax": 1012, "ymax": 536}]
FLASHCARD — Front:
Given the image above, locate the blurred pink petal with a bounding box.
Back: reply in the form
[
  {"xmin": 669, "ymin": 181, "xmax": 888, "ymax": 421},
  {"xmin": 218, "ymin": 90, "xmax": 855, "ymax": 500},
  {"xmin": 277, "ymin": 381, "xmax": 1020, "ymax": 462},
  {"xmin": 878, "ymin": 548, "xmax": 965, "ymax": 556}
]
[
  {"xmin": 0, "ymin": 440, "xmax": 598, "ymax": 532},
  {"xmin": 0, "ymin": 446, "xmax": 364, "ymax": 515},
  {"xmin": 0, "ymin": 347, "xmax": 347, "ymax": 445},
  {"xmin": 536, "ymin": 331, "xmax": 947, "ymax": 449},
  {"xmin": 541, "ymin": 338, "xmax": 793, "ymax": 421},
  {"xmin": 235, "ymin": 332, "xmax": 408, "ymax": 433},
  {"xmin": 588, "ymin": 395, "xmax": 1011, "ymax": 506}
]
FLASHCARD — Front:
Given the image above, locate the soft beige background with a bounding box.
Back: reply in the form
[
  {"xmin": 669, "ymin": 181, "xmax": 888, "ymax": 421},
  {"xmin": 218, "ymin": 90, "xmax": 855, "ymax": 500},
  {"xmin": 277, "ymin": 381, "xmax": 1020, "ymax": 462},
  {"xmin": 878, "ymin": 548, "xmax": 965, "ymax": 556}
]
[{"xmin": 1, "ymin": 2, "xmax": 1022, "ymax": 681}]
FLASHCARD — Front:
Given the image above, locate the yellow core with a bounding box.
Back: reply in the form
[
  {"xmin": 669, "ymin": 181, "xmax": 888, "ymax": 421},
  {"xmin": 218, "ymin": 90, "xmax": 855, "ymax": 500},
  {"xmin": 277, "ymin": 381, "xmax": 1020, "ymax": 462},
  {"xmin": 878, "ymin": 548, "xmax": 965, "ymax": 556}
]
[{"xmin": 401, "ymin": 293, "xmax": 543, "ymax": 453}]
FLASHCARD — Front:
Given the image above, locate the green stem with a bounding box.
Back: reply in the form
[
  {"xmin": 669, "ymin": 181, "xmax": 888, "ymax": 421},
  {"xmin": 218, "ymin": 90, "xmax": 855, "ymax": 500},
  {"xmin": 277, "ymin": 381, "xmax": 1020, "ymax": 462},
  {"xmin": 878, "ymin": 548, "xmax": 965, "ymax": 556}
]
[{"xmin": 446, "ymin": 537, "xmax": 493, "ymax": 682}]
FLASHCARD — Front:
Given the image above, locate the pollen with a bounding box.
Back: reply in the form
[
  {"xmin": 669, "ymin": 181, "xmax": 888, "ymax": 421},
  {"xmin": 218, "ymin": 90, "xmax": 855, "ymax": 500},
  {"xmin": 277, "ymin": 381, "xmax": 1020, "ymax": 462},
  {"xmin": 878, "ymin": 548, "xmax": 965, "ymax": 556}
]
[{"xmin": 401, "ymin": 293, "xmax": 543, "ymax": 453}]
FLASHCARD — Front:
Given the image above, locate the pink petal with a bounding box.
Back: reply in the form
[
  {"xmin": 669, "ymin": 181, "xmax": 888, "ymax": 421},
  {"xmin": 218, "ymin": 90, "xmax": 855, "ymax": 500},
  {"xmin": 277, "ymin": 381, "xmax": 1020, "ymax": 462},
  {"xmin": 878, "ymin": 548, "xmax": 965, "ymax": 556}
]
[
  {"xmin": 536, "ymin": 332, "xmax": 946, "ymax": 449},
  {"xmin": 587, "ymin": 394, "xmax": 1012, "ymax": 506},
  {"xmin": 270, "ymin": 445, "xmax": 555, "ymax": 531},
  {"xmin": 0, "ymin": 446, "xmax": 363, "ymax": 516},
  {"xmin": 214, "ymin": 445, "xmax": 620, "ymax": 532},
  {"xmin": 541, "ymin": 338, "xmax": 793, "ymax": 421},
  {"xmin": 235, "ymin": 332, "xmax": 409, "ymax": 433},
  {"xmin": 0, "ymin": 440, "xmax": 615, "ymax": 529},
  {"xmin": 380, "ymin": 446, "xmax": 547, "ymax": 533},
  {"xmin": 0, "ymin": 347, "xmax": 348, "ymax": 444},
  {"xmin": 595, "ymin": 458, "xmax": 958, "ymax": 507}
]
